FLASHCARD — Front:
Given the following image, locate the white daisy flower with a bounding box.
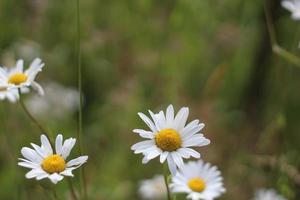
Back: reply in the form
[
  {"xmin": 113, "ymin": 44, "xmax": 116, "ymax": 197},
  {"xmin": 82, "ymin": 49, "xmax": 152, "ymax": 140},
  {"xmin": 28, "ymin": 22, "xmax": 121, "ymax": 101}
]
[
  {"xmin": 253, "ymin": 189, "xmax": 287, "ymax": 200},
  {"xmin": 131, "ymin": 105, "xmax": 210, "ymax": 175},
  {"xmin": 139, "ymin": 175, "xmax": 166, "ymax": 199},
  {"xmin": 170, "ymin": 160, "xmax": 225, "ymax": 200},
  {"xmin": 0, "ymin": 58, "xmax": 45, "ymax": 96},
  {"xmin": 18, "ymin": 134, "xmax": 88, "ymax": 184},
  {"xmin": 282, "ymin": 0, "xmax": 300, "ymax": 20}
]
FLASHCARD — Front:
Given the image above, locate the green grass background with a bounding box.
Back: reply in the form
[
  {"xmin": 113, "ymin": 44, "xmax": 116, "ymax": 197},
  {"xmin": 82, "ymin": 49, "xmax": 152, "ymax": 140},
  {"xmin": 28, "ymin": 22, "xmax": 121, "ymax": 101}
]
[{"xmin": 0, "ymin": 0, "xmax": 299, "ymax": 199}]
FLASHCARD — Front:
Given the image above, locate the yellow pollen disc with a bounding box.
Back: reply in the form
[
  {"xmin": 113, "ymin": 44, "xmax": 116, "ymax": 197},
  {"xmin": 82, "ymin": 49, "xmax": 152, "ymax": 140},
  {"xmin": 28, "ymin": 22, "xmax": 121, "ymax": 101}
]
[
  {"xmin": 41, "ymin": 154, "xmax": 66, "ymax": 174},
  {"xmin": 8, "ymin": 73, "xmax": 28, "ymax": 85},
  {"xmin": 188, "ymin": 178, "xmax": 206, "ymax": 192},
  {"xmin": 155, "ymin": 129, "xmax": 182, "ymax": 151}
]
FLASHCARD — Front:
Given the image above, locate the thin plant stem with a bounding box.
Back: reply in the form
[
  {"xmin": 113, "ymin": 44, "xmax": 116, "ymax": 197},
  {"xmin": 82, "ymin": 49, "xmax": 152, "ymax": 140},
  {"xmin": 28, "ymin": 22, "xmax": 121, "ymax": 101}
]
[
  {"xmin": 52, "ymin": 188, "xmax": 59, "ymax": 200},
  {"xmin": 18, "ymin": 90, "xmax": 50, "ymax": 140},
  {"xmin": 68, "ymin": 178, "xmax": 79, "ymax": 200},
  {"xmin": 75, "ymin": 0, "xmax": 88, "ymax": 199},
  {"xmin": 163, "ymin": 163, "xmax": 172, "ymax": 200},
  {"xmin": 264, "ymin": 0, "xmax": 300, "ymax": 68}
]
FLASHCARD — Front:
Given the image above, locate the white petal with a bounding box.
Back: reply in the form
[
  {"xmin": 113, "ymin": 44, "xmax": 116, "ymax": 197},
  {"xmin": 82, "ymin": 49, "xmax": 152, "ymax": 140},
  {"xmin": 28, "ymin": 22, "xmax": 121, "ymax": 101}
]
[
  {"xmin": 160, "ymin": 151, "xmax": 169, "ymax": 163},
  {"xmin": 60, "ymin": 167, "xmax": 75, "ymax": 177},
  {"xmin": 18, "ymin": 160, "xmax": 39, "ymax": 169},
  {"xmin": 55, "ymin": 134, "xmax": 63, "ymax": 155},
  {"xmin": 16, "ymin": 59, "xmax": 24, "ymax": 72},
  {"xmin": 183, "ymin": 135, "xmax": 210, "ymax": 147},
  {"xmin": 25, "ymin": 168, "xmax": 45, "ymax": 179},
  {"xmin": 67, "ymin": 156, "xmax": 88, "ymax": 168},
  {"xmin": 31, "ymin": 81, "xmax": 44, "ymax": 96},
  {"xmin": 25, "ymin": 58, "xmax": 44, "ymax": 81},
  {"xmin": 173, "ymin": 107, "xmax": 189, "ymax": 131},
  {"xmin": 148, "ymin": 110, "xmax": 162, "ymax": 131},
  {"xmin": 21, "ymin": 147, "xmax": 43, "ymax": 163},
  {"xmin": 131, "ymin": 140, "xmax": 154, "ymax": 153},
  {"xmin": 40, "ymin": 135, "xmax": 53, "ymax": 156},
  {"xmin": 167, "ymin": 155, "xmax": 177, "ymax": 175},
  {"xmin": 133, "ymin": 129, "xmax": 154, "ymax": 139},
  {"xmin": 282, "ymin": 1, "xmax": 296, "ymax": 12},
  {"xmin": 36, "ymin": 173, "xmax": 49, "ymax": 180},
  {"xmin": 30, "ymin": 143, "xmax": 48, "ymax": 158},
  {"xmin": 177, "ymin": 148, "xmax": 200, "ymax": 159},
  {"xmin": 171, "ymin": 152, "xmax": 184, "ymax": 169},
  {"xmin": 48, "ymin": 173, "xmax": 64, "ymax": 184},
  {"xmin": 138, "ymin": 112, "xmax": 157, "ymax": 132},
  {"xmin": 61, "ymin": 138, "xmax": 76, "ymax": 159},
  {"xmin": 142, "ymin": 156, "xmax": 150, "ymax": 164},
  {"xmin": 166, "ymin": 104, "xmax": 174, "ymax": 125},
  {"xmin": 145, "ymin": 148, "xmax": 161, "ymax": 160}
]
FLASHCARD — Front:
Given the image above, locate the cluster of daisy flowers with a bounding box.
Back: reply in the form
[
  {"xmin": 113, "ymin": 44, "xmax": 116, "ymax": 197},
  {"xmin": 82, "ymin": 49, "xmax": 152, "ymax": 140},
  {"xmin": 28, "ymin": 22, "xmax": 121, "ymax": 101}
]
[
  {"xmin": 0, "ymin": 57, "xmax": 290, "ymax": 199},
  {"xmin": 131, "ymin": 105, "xmax": 225, "ymax": 200},
  {"xmin": 0, "ymin": 58, "xmax": 88, "ymax": 186}
]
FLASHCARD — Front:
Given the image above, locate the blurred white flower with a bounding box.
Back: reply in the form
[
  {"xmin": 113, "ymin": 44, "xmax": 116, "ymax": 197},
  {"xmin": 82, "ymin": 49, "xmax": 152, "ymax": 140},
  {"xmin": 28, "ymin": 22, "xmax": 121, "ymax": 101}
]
[
  {"xmin": 25, "ymin": 82, "xmax": 80, "ymax": 119},
  {"xmin": 131, "ymin": 105, "xmax": 210, "ymax": 175},
  {"xmin": 0, "ymin": 58, "xmax": 45, "ymax": 95},
  {"xmin": 282, "ymin": 0, "xmax": 300, "ymax": 20},
  {"xmin": 170, "ymin": 160, "xmax": 225, "ymax": 200},
  {"xmin": 0, "ymin": 83, "xmax": 19, "ymax": 103},
  {"xmin": 139, "ymin": 175, "xmax": 166, "ymax": 199},
  {"xmin": 253, "ymin": 189, "xmax": 287, "ymax": 200},
  {"xmin": 13, "ymin": 40, "xmax": 41, "ymax": 61},
  {"xmin": 18, "ymin": 134, "xmax": 88, "ymax": 184}
]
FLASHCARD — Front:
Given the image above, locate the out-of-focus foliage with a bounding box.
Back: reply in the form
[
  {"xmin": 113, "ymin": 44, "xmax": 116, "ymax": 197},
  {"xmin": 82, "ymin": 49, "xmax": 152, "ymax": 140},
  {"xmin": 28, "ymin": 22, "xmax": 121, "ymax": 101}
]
[{"xmin": 0, "ymin": 0, "xmax": 299, "ymax": 199}]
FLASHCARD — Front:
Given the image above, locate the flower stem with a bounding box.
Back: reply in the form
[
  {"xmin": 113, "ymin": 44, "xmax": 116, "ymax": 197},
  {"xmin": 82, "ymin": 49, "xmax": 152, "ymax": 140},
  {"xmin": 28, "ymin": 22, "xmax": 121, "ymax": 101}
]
[
  {"xmin": 68, "ymin": 178, "xmax": 79, "ymax": 200},
  {"xmin": 75, "ymin": 0, "xmax": 88, "ymax": 199},
  {"xmin": 52, "ymin": 188, "xmax": 59, "ymax": 200},
  {"xmin": 163, "ymin": 163, "xmax": 172, "ymax": 200},
  {"xmin": 264, "ymin": 0, "xmax": 300, "ymax": 68},
  {"xmin": 18, "ymin": 90, "xmax": 50, "ymax": 140}
]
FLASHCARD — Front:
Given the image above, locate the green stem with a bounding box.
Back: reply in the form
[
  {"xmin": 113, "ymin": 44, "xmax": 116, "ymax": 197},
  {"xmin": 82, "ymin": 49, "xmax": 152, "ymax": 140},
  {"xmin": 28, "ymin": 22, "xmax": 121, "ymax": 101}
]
[
  {"xmin": 52, "ymin": 188, "xmax": 59, "ymax": 200},
  {"xmin": 264, "ymin": 0, "xmax": 300, "ymax": 68},
  {"xmin": 18, "ymin": 90, "xmax": 50, "ymax": 140},
  {"xmin": 163, "ymin": 163, "xmax": 172, "ymax": 200},
  {"xmin": 75, "ymin": 0, "xmax": 87, "ymax": 199},
  {"xmin": 68, "ymin": 178, "xmax": 78, "ymax": 200}
]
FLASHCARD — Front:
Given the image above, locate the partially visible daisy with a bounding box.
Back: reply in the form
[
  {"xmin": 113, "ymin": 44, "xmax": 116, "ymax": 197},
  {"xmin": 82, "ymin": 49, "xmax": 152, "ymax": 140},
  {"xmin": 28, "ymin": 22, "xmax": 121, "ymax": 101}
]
[
  {"xmin": 139, "ymin": 175, "xmax": 166, "ymax": 199},
  {"xmin": 253, "ymin": 189, "xmax": 287, "ymax": 200},
  {"xmin": 282, "ymin": 0, "xmax": 300, "ymax": 20},
  {"xmin": 25, "ymin": 82, "xmax": 79, "ymax": 119},
  {"xmin": 0, "ymin": 58, "xmax": 45, "ymax": 95},
  {"xmin": 131, "ymin": 105, "xmax": 210, "ymax": 174},
  {"xmin": 170, "ymin": 160, "xmax": 225, "ymax": 200},
  {"xmin": 18, "ymin": 134, "xmax": 88, "ymax": 184}
]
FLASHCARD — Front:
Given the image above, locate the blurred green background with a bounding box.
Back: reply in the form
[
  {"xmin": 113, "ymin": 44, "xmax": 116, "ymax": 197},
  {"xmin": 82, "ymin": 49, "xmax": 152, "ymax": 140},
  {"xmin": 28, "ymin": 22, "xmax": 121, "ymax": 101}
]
[{"xmin": 0, "ymin": 0, "xmax": 300, "ymax": 199}]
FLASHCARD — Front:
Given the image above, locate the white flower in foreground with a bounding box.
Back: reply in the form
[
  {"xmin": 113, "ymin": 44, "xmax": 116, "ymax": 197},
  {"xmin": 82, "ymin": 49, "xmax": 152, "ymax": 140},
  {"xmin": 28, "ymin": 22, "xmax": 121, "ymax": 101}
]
[
  {"xmin": 18, "ymin": 134, "xmax": 88, "ymax": 184},
  {"xmin": 0, "ymin": 58, "xmax": 45, "ymax": 95},
  {"xmin": 170, "ymin": 160, "xmax": 225, "ymax": 200},
  {"xmin": 131, "ymin": 105, "xmax": 210, "ymax": 175},
  {"xmin": 253, "ymin": 189, "xmax": 287, "ymax": 200},
  {"xmin": 282, "ymin": 0, "xmax": 300, "ymax": 20},
  {"xmin": 25, "ymin": 82, "xmax": 79, "ymax": 119},
  {"xmin": 139, "ymin": 175, "xmax": 166, "ymax": 199}
]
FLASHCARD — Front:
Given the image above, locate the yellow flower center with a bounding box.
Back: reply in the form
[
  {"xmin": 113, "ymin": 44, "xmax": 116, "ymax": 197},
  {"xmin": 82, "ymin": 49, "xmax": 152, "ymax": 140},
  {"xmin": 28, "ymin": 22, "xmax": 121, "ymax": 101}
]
[
  {"xmin": 155, "ymin": 129, "xmax": 182, "ymax": 151},
  {"xmin": 188, "ymin": 178, "xmax": 206, "ymax": 192},
  {"xmin": 41, "ymin": 154, "xmax": 66, "ymax": 174},
  {"xmin": 8, "ymin": 73, "xmax": 28, "ymax": 85}
]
